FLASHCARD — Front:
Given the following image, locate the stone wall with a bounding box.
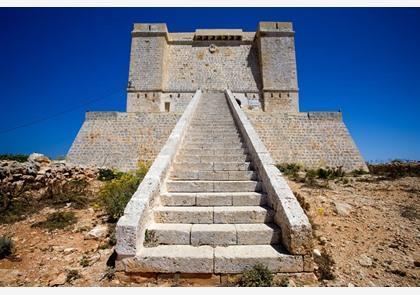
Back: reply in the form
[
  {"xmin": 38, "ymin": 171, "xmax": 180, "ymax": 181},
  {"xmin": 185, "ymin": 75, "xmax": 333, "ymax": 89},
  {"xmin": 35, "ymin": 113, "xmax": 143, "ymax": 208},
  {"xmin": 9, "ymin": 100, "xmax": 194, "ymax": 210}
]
[
  {"xmin": 245, "ymin": 110, "xmax": 367, "ymax": 171},
  {"xmin": 127, "ymin": 92, "xmax": 194, "ymax": 113},
  {"xmin": 67, "ymin": 112, "xmax": 180, "ymax": 171},
  {"xmin": 164, "ymin": 43, "xmax": 262, "ymax": 92}
]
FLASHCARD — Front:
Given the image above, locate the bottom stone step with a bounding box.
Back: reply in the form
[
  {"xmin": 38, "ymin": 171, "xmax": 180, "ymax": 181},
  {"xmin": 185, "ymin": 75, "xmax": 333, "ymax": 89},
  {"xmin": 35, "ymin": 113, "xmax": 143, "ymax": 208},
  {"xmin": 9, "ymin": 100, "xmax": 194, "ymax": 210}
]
[
  {"xmin": 132, "ymin": 245, "xmax": 214, "ymax": 273},
  {"xmin": 126, "ymin": 245, "xmax": 303, "ymax": 274},
  {"xmin": 214, "ymin": 245, "xmax": 303, "ymax": 274}
]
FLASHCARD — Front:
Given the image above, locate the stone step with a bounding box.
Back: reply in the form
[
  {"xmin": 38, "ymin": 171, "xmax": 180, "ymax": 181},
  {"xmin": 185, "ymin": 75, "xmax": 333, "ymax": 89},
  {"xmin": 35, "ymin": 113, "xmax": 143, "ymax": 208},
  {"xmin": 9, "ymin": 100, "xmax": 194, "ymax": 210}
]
[
  {"xmin": 133, "ymin": 245, "xmax": 214, "ymax": 273},
  {"xmin": 180, "ymin": 148, "xmax": 245, "ymax": 156},
  {"xmin": 183, "ymin": 143, "xmax": 245, "ymax": 149},
  {"xmin": 154, "ymin": 206, "xmax": 273, "ymax": 224},
  {"xmin": 161, "ymin": 192, "xmax": 266, "ymax": 206},
  {"xmin": 172, "ymin": 162, "xmax": 251, "ymax": 172},
  {"xmin": 184, "ymin": 138, "xmax": 242, "ymax": 145},
  {"xmin": 187, "ymin": 130, "xmax": 239, "ymax": 134},
  {"xmin": 214, "ymin": 245, "xmax": 303, "ymax": 274},
  {"xmin": 214, "ymin": 206, "xmax": 274, "ymax": 223},
  {"xmin": 188, "ymin": 134, "xmax": 241, "ymax": 140},
  {"xmin": 145, "ymin": 223, "xmax": 280, "ymax": 246},
  {"xmin": 166, "ymin": 180, "xmax": 261, "ymax": 193},
  {"xmin": 170, "ymin": 170, "xmax": 257, "ymax": 181},
  {"xmin": 176, "ymin": 154, "xmax": 248, "ymax": 164}
]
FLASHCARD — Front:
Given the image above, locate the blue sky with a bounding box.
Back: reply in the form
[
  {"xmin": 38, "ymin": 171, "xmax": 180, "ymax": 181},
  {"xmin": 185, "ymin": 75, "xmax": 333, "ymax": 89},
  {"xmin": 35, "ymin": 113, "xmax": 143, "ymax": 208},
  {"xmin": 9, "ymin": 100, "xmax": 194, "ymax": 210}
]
[{"xmin": 0, "ymin": 8, "xmax": 419, "ymax": 162}]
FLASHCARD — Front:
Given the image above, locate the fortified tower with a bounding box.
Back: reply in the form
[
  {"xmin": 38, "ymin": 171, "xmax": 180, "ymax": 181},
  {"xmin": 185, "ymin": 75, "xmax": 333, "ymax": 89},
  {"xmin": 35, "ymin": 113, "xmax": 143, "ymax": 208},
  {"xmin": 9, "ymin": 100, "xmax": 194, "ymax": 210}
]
[
  {"xmin": 67, "ymin": 21, "xmax": 368, "ymax": 279},
  {"xmin": 67, "ymin": 22, "xmax": 366, "ymax": 172}
]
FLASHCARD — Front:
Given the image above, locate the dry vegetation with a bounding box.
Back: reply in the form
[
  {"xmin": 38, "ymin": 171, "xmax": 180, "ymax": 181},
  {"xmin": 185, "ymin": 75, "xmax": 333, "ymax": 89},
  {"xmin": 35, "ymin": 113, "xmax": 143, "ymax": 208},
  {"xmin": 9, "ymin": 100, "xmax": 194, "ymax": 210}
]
[{"xmin": 0, "ymin": 156, "xmax": 419, "ymax": 286}]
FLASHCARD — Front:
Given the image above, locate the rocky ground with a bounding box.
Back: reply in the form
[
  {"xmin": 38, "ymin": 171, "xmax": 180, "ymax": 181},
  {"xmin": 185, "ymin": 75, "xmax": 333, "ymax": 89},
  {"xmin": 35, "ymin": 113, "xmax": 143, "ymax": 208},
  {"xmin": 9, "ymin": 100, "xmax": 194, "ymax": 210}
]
[
  {"xmin": 287, "ymin": 174, "xmax": 419, "ymax": 287},
  {"xmin": 0, "ymin": 156, "xmax": 419, "ymax": 286}
]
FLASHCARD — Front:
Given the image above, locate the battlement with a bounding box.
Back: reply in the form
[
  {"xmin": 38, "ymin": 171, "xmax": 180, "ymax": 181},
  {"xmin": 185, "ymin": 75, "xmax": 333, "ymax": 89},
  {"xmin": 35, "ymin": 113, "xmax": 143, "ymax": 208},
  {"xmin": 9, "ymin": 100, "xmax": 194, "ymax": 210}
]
[{"xmin": 258, "ymin": 21, "xmax": 294, "ymax": 34}]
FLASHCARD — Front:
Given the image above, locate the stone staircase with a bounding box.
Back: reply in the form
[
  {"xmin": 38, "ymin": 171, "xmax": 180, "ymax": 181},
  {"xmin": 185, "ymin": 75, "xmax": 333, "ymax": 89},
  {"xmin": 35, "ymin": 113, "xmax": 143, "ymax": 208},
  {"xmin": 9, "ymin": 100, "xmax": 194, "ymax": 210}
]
[{"xmin": 132, "ymin": 92, "xmax": 303, "ymax": 274}]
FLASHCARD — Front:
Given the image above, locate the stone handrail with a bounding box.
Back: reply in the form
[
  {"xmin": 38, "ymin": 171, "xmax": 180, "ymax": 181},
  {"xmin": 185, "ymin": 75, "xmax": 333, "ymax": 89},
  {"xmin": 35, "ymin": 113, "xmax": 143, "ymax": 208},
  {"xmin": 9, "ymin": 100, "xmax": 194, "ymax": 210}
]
[
  {"xmin": 225, "ymin": 89, "xmax": 312, "ymax": 254},
  {"xmin": 116, "ymin": 89, "xmax": 202, "ymax": 257}
]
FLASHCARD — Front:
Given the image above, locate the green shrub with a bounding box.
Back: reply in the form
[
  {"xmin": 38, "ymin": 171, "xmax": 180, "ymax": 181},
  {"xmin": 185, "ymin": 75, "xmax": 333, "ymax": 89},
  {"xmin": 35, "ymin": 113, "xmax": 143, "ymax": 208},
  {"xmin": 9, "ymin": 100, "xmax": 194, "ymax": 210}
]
[
  {"xmin": 100, "ymin": 163, "xmax": 149, "ymax": 222},
  {"xmin": 276, "ymin": 163, "xmax": 302, "ymax": 178},
  {"xmin": 0, "ymin": 154, "xmax": 29, "ymax": 162},
  {"xmin": 32, "ymin": 211, "xmax": 77, "ymax": 231},
  {"xmin": 0, "ymin": 236, "xmax": 14, "ymax": 259},
  {"xmin": 98, "ymin": 168, "xmax": 124, "ymax": 181},
  {"xmin": 240, "ymin": 263, "xmax": 273, "ymax": 287},
  {"xmin": 316, "ymin": 167, "xmax": 345, "ymax": 180},
  {"xmin": 80, "ymin": 255, "xmax": 90, "ymax": 267}
]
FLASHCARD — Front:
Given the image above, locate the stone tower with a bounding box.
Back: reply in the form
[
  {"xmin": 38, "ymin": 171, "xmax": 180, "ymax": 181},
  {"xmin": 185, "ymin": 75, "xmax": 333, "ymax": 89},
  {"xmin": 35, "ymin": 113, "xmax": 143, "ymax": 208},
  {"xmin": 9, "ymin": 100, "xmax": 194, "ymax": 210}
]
[{"xmin": 67, "ymin": 21, "xmax": 367, "ymax": 172}]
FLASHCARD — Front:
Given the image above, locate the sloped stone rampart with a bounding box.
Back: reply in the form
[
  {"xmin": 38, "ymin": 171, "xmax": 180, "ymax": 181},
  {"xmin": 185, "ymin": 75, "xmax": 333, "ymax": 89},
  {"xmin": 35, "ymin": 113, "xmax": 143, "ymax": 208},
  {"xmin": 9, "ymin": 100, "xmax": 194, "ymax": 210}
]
[
  {"xmin": 245, "ymin": 111, "xmax": 368, "ymax": 171},
  {"xmin": 66, "ymin": 112, "xmax": 181, "ymax": 171}
]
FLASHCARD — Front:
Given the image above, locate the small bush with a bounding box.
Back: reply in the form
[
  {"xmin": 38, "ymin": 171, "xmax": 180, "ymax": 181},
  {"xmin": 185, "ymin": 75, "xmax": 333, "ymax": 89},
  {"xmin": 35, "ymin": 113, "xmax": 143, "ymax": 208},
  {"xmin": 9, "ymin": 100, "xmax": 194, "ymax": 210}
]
[
  {"xmin": 314, "ymin": 249, "xmax": 335, "ymax": 280},
  {"xmin": 0, "ymin": 154, "xmax": 29, "ymax": 162},
  {"xmin": 66, "ymin": 269, "xmax": 81, "ymax": 283},
  {"xmin": 48, "ymin": 179, "xmax": 90, "ymax": 209},
  {"xmin": 0, "ymin": 236, "xmax": 14, "ymax": 259},
  {"xmin": 100, "ymin": 164, "xmax": 149, "ymax": 222},
  {"xmin": 276, "ymin": 163, "xmax": 302, "ymax": 178},
  {"xmin": 32, "ymin": 211, "xmax": 77, "ymax": 231},
  {"xmin": 97, "ymin": 168, "xmax": 124, "ymax": 181},
  {"xmin": 240, "ymin": 263, "xmax": 273, "ymax": 287},
  {"xmin": 316, "ymin": 167, "xmax": 345, "ymax": 180},
  {"xmin": 80, "ymin": 255, "xmax": 90, "ymax": 267}
]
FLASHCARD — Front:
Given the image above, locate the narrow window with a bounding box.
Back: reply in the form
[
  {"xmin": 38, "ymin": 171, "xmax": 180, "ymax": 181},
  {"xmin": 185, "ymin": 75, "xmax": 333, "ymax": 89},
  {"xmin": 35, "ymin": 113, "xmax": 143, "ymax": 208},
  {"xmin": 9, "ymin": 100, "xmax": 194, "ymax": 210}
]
[{"xmin": 165, "ymin": 102, "xmax": 170, "ymax": 112}]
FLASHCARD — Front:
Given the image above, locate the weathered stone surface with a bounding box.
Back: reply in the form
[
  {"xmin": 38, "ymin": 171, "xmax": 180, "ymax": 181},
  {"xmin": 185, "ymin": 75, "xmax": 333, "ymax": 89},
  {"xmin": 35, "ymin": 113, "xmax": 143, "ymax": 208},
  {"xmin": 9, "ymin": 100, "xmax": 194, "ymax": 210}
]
[
  {"xmin": 160, "ymin": 193, "xmax": 196, "ymax": 206},
  {"xmin": 154, "ymin": 207, "xmax": 213, "ymax": 224},
  {"xmin": 213, "ymin": 206, "xmax": 274, "ymax": 224},
  {"xmin": 191, "ymin": 224, "xmax": 236, "ymax": 246},
  {"xmin": 214, "ymin": 245, "xmax": 303, "ymax": 273},
  {"xmin": 146, "ymin": 223, "xmax": 191, "ymax": 245},
  {"xmin": 235, "ymin": 223, "xmax": 280, "ymax": 244},
  {"xmin": 333, "ymin": 201, "xmax": 353, "ymax": 216},
  {"xmin": 127, "ymin": 245, "xmax": 214, "ymax": 273},
  {"xmin": 195, "ymin": 193, "xmax": 232, "ymax": 206},
  {"xmin": 85, "ymin": 224, "xmax": 108, "ymax": 240}
]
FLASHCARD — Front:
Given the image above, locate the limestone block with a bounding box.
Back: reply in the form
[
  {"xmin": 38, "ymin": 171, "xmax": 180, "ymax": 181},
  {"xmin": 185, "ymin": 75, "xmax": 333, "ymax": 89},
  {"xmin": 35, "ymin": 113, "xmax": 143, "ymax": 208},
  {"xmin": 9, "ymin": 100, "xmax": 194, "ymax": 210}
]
[
  {"xmin": 214, "ymin": 245, "xmax": 303, "ymax": 274},
  {"xmin": 127, "ymin": 245, "xmax": 214, "ymax": 273},
  {"xmin": 160, "ymin": 193, "xmax": 196, "ymax": 206},
  {"xmin": 166, "ymin": 180, "xmax": 214, "ymax": 193},
  {"xmin": 146, "ymin": 223, "xmax": 191, "ymax": 245},
  {"xmin": 191, "ymin": 224, "xmax": 236, "ymax": 246},
  {"xmin": 235, "ymin": 223, "xmax": 280, "ymax": 245},
  {"xmin": 213, "ymin": 206, "xmax": 273, "ymax": 223},
  {"xmin": 213, "ymin": 180, "xmax": 260, "ymax": 192},
  {"xmin": 231, "ymin": 192, "xmax": 266, "ymax": 206},
  {"xmin": 154, "ymin": 206, "xmax": 213, "ymax": 223},
  {"xmin": 195, "ymin": 193, "xmax": 232, "ymax": 206}
]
